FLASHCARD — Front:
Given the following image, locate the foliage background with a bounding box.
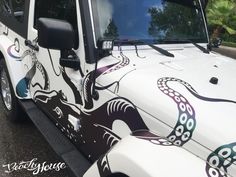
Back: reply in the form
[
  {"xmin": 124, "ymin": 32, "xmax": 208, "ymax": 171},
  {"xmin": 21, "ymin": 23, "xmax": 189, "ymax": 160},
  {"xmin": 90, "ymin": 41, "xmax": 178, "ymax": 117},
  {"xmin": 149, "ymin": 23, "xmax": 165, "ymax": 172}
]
[{"xmin": 206, "ymin": 0, "xmax": 236, "ymax": 46}]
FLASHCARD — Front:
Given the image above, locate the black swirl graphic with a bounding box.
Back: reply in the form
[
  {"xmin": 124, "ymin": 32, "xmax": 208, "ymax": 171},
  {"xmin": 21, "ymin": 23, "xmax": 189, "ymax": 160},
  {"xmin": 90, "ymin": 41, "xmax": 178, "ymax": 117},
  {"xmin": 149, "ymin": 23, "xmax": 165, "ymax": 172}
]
[
  {"xmin": 35, "ymin": 61, "xmax": 50, "ymax": 90},
  {"xmin": 62, "ymin": 68, "xmax": 82, "ymax": 105},
  {"xmin": 186, "ymin": 87, "xmax": 236, "ymax": 104},
  {"xmin": 97, "ymin": 154, "xmax": 112, "ymax": 177}
]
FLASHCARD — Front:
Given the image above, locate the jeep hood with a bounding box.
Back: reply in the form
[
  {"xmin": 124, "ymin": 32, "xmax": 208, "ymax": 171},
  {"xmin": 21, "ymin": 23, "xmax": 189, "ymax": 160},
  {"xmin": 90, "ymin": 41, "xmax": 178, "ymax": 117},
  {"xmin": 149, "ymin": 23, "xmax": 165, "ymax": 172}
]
[{"xmin": 97, "ymin": 44, "xmax": 236, "ymax": 176}]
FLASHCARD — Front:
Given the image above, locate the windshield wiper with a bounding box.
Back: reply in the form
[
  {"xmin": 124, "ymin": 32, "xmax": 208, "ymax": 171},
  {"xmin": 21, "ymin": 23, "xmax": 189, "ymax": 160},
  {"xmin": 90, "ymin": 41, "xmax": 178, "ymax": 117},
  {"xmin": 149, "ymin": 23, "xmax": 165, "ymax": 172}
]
[
  {"xmin": 189, "ymin": 40, "xmax": 210, "ymax": 54},
  {"xmin": 159, "ymin": 39, "xmax": 209, "ymax": 54},
  {"xmin": 114, "ymin": 39, "xmax": 175, "ymax": 58},
  {"xmin": 149, "ymin": 43, "xmax": 175, "ymax": 57}
]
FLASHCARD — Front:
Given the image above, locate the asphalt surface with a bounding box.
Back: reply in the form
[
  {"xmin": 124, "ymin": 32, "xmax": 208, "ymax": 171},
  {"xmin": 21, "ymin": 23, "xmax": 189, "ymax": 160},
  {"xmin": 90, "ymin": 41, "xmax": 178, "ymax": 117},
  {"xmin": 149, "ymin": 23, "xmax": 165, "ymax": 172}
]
[
  {"xmin": 0, "ymin": 99, "xmax": 71, "ymax": 177},
  {"xmin": 213, "ymin": 46, "xmax": 236, "ymax": 59}
]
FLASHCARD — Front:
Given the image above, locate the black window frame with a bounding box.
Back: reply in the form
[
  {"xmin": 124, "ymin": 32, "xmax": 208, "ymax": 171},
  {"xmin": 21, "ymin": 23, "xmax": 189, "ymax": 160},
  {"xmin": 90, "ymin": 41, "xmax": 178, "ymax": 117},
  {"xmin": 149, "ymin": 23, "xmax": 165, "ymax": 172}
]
[{"xmin": 79, "ymin": 0, "xmax": 97, "ymax": 64}]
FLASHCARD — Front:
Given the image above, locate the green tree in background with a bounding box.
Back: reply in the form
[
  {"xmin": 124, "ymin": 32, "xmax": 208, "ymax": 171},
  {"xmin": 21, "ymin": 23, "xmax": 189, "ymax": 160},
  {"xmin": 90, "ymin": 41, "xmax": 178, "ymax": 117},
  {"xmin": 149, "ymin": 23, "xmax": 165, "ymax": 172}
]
[
  {"xmin": 103, "ymin": 19, "xmax": 119, "ymax": 39},
  {"xmin": 148, "ymin": 2, "xmax": 206, "ymax": 40},
  {"xmin": 207, "ymin": 0, "xmax": 236, "ymax": 39}
]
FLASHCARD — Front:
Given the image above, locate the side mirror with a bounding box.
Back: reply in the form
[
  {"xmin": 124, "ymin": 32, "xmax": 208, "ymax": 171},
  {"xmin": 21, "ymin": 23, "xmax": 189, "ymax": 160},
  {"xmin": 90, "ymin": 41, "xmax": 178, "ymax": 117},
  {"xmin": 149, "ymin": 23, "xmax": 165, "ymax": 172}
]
[
  {"xmin": 37, "ymin": 18, "xmax": 75, "ymax": 50},
  {"xmin": 211, "ymin": 38, "xmax": 222, "ymax": 48},
  {"xmin": 38, "ymin": 18, "xmax": 81, "ymax": 71}
]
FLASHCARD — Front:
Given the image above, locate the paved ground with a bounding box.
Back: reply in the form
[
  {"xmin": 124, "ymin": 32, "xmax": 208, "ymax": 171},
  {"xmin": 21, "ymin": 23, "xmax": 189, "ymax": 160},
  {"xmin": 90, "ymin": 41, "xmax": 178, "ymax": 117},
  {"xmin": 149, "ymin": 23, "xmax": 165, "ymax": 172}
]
[
  {"xmin": 213, "ymin": 46, "xmax": 236, "ymax": 59},
  {"xmin": 0, "ymin": 100, "xmax": 71, "ymax": 177}
]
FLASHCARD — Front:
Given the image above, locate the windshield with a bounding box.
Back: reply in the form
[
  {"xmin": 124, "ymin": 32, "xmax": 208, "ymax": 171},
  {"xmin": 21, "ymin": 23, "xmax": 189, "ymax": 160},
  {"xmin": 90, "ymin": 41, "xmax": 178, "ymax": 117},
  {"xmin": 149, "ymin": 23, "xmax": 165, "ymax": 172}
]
[{"xmin": 91, "ymin": 0, "xmax": 208, "ymax": 44}]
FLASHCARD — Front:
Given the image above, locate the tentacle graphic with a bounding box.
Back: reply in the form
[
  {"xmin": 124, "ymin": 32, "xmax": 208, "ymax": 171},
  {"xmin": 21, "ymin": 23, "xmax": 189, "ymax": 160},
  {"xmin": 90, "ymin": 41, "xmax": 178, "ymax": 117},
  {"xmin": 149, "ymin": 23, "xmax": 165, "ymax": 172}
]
[
  {"xmin": 83, "ymin": 97, "xmax": 149, "ymax": 131},
  {"xmin": 31, "ymin": 83, "xmax": 43, "ymax": 90},
  {"xmin": 157, "ymin": 77, "xmax": 196, "ymax": 146},
  {"xmin": 7, "ymin": 45, "xmax": 21, "ymax": 60},
  {"xmin": 96, "ymin": 62, "xmax": 119, "ymax": 78},
  {"xmin": 186, "ymin": 87, "xmax": 236, "ymax": 104},
  {"xmin": 48, "ymin": 49, "xmax": 62, "ymax": 76},
  {"xmin": 82, "ymin": 61, "xmax": 121, "ymax": 109},
  {"xmin": 94, "ymin": 124, "xmax": 120, "ymax": 147},
  {"xmin": 82, "ymin": 73, "xmax": 94, "ymax": 109},
  {"xmin": 97, "ymin": 154, "xmax": 112, "ymax": 177},
  {"xmin": 62, "ymin": 68, "xmax": 82, "ymax": 105},
  {"xmin": 133, "ymin": 131, "xmax": 174, "ymax": 146},
  {"xmin": 16, "ymin": 62, "xmax": 37, "ymax": 97},
  {"xmin": 206, "ymin": 143, "xmax": 236, "ymax": 177},
  {"xmin": 102, "ymin": 53, "xmax": 130, "ymax": 75},
  {"xmin": 35, "ymin": 61, "xmax": 50, "ymax": 90},
  {"xmin": 34, "ymin": 90, "xmax": 59, "ymax": 103},
  {"xmin": 77, "ymin": 97, "xmax": 149, "ymax": 160},
  {"xmin": 15, "ymin": 48, "xmax": 50, "ymax": 97},
  {"xmin": 83, "ymin": 55, "xmax": 130, "ymax": 109}
]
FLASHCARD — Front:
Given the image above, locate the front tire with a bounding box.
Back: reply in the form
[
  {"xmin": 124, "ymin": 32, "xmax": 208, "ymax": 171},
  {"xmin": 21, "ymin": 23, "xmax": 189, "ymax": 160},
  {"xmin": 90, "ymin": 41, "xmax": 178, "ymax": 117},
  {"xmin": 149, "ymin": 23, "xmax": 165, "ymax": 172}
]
[{"xmin": 0, "ymin": 59, "xmax": 24, "ymax": 122}]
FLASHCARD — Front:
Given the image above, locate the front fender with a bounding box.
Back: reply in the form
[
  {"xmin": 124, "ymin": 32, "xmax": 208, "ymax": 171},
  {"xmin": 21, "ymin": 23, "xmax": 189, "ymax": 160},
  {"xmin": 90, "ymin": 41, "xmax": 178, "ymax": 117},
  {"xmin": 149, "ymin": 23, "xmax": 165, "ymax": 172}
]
[
  {"xmin": 84, "ymin": 134, "xmax": 209, "ymax": 177},
  {"xmin": 0, "ymin": 35, "xmax": 31, "ymax": 99}
]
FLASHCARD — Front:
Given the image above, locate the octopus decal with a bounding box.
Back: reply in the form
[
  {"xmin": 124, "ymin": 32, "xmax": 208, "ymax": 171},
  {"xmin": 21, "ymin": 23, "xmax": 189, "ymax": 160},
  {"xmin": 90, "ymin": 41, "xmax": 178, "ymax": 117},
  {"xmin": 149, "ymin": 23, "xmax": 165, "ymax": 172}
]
[
  {"xmin": 7, "ymin": 39, "xmax": 49, "ymax": 98},
  {"xmin": 17, "ymin": 56, "xmax": 50, "ymax": 97},
  {"xmin": 82, "ymin": 53, "xmax": 130, "ymax": 110},
  {"xmin": 102, "ymin": 52, "xmax": 130, "ymax": 75},
  {"xmin": 8, "ymin": 37, "xmax": 236, "ymax": 177},
  {"xmin": 156, "ymin": 78, "xmax": 236, "ymax": 177},
  {"xmin": 16, "ymin": 54, "xmax": 49, "ymax": 97},
  {"xmin": 206, "ymin": 143, "xmax": 236, "ymax": 177},
  {"xmin": 34, "ymin": 90, "xmax": 148, "ymax": 161},
  {"xmin": 157, "ymin": 77, "xmax": 196, "ymax": 146},
  {"xmin": 155, "ymin": 77, "xmax": 236, "ymax": 147},
  {"xmin": 32, "ymin": 52, "xmax": 150, "ymax": 162},
  {"xmin": 135, "ymin": 77, "xmax": 197, "ymax": 147}
]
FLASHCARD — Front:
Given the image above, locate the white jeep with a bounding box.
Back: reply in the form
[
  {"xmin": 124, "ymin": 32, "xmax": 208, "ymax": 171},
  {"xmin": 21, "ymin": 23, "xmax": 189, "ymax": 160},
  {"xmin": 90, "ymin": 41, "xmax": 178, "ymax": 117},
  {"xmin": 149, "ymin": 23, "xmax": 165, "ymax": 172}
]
[{"xmin": 0, "ymin": 0, "xmax": 235, "ymax": 177}]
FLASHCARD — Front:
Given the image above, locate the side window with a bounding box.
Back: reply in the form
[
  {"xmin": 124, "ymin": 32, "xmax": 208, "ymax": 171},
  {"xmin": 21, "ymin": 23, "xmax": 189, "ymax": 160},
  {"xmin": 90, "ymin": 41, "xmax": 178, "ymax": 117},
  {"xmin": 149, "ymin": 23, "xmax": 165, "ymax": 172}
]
[
  {"xmin": 11, "ymin": 0, "xmax": 25, "ymax": 23},
  {"xmin": 34, "ymin": 0, "xmax": 77, "ymax": 31},
  {"xmin": 0, "ymin": 0, "xmax": 29, "ymax": 37},
  {"xmin": 34, "ymin": 0, "xmax": 78, "ymax": 48},
  {"xmin": 0, "ymin": 0, "xmax": 12, "ymax": 17},
  {"xmin": 0, "ymin": 0, "xmax": 25, "ymax": 22}
]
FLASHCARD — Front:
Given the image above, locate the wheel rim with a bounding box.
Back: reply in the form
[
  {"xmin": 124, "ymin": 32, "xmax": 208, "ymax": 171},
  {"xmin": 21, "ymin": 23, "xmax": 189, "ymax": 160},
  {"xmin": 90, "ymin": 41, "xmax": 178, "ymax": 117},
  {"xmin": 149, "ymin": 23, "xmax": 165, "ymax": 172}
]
[{"xmin": 1, "ymin": 69, "xmax": 12, "ymax": 110}]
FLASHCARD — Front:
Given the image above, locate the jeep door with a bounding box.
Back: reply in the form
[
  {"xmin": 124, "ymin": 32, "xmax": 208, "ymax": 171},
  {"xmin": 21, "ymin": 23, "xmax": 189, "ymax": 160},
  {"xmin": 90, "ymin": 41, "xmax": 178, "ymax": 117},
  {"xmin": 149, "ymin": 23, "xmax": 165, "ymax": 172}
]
[{"xmin": 26, "ymin": 0, "xmax": 84, "ymax": 139}]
